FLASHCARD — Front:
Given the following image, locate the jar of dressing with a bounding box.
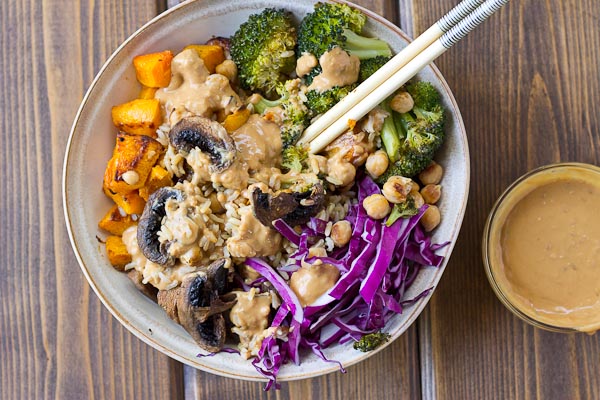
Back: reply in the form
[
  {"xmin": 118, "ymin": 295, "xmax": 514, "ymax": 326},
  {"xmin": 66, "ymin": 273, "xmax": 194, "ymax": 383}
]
[{"xmin": 483, "ymin": 163, "xmax": 600, "ymax": 333}]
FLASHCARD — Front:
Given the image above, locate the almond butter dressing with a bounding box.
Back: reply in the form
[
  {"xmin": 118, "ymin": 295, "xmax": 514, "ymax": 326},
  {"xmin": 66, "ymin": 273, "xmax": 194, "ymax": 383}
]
[
  {"xmin": 227, "ymin": 205, "xmax": 282, "ymax": 258},
  {"xmin": 289, "ymin": 262, "xmax": 340, "ymax": 307},
  {"xmin": 308, "ymin": 47, "xmax": 360, "ymax": 92},
  {"xmin": 488, "ymin": 165, "xmax": 600, "ymax": 332},
  {"xmin": 155, "ymin": 49, "xmax": 241, "ymax": 125}
]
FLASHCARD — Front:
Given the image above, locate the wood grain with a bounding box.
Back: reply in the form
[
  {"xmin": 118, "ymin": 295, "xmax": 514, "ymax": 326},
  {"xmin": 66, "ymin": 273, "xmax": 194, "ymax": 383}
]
[
  {"xmin": 411, "ymin": 0, "xmax": 600, "ymax": 399},
  {"xmin": 0, "ymin": 1, "xmax": 182, "ymax": 399},
  {"xmin": 3, "ymin": 0, "xmax": 600, "ymax": 399}
]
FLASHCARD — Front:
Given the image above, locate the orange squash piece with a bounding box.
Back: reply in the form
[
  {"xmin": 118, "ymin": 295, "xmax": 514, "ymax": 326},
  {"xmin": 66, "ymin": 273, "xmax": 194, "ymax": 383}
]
[
  {"xmin": 105, "ymin": 235, "xmax": 132, "ymax": 271},
  {"xmin": 103, "ymin": 132, "xmax": 162, "ymax": 195},
  {"xmin": 104, "ymin": 189, "xmax": 146, "ymax": 215},
  {"xmin": 183, "ymin": 44, "xmax": 225, "ymax": 74},
  {"xmin": 98, "ymin": 204, "xmax": 136, "ymax": 235},
  {"xmin": 139, "ymin": 165, "xmax": 173, "ymax": 201},
  {"xmin": 133, "ymin": 50, "xmax": 174, "ymax": 88},
  {"xmin": 139, "ymin": 86, "xmax": 158, "ymax": 100},
  {"xmin": 222, "ymin": 108, "xmax": 251, "ymax": 133},
  {"xmin": 111, "ymin": 98, "xmax": 162, "ymax": 137}
]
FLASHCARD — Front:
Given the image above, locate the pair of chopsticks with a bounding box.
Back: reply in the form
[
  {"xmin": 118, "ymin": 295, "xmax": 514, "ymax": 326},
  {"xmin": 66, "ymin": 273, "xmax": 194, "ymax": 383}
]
[{"xmin": 298, "ymin": 0, "xmax": 510, "ymax": 154}]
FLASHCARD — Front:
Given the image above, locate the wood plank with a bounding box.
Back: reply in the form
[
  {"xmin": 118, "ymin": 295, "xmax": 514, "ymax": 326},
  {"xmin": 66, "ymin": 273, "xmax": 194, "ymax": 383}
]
[
  {"xmin": 171, "ymin": 0, "xmax": 421, "ymax": 398},
  {"xmin": 410, "ymin": 0, "xmax": 600, "ymax": 399},
  {"xmin": 0, "ymin": 1, "xmax": 183, "ymax": 398}
]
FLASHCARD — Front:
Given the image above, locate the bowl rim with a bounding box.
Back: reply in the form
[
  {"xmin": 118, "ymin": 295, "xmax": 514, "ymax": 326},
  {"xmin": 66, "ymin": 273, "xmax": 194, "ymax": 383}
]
[{"xmin": 62, "ymin": 0, "xmax": 470, "ymax": 381}]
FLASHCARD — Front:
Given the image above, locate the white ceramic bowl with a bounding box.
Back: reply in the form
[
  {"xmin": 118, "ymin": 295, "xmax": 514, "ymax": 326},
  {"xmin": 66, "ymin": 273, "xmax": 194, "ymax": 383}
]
[{"xmin": 63, "ymin": 0, "xmax": 469, "ymax": 382}]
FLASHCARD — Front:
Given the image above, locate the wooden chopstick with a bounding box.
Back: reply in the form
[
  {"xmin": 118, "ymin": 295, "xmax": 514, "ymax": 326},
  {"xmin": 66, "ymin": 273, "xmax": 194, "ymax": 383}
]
[
  {"xmin": 298, "ymin": 0, "xmax": 485, "ymax": 146},
  {"xmin": 304, "ymin": 0, "xmax": 511, "ymax": 154}
]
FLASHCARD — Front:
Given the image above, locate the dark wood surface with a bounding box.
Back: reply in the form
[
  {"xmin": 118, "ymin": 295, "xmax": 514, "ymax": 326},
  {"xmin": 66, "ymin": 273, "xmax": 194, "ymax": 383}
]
[{"xmin": 1, "ymin": 0, "xmax": 598, "ymax": 399}]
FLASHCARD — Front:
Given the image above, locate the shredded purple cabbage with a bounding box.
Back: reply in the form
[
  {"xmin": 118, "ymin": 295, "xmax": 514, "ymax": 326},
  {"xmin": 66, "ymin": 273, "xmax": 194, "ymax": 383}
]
[{"xmin": 206, "ymin": 175, "xmax": 447, "ymax": 390}]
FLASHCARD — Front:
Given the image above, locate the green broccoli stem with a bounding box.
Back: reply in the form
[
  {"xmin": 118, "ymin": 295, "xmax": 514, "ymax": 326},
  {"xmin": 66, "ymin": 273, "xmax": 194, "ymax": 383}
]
[
  {"xmin": 343, "ymin": 29, "xmax": 392, "ymax": 59},
  {"xmin": 380, "ymin": 100, "xmax": 401, "ymax": 163}
]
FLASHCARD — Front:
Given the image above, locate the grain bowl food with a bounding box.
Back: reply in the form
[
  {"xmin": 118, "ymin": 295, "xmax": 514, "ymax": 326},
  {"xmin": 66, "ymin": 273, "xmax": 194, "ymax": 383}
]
[{"xmin": 64, "ymin": 0, "xmax": 469, "ymax": 386}]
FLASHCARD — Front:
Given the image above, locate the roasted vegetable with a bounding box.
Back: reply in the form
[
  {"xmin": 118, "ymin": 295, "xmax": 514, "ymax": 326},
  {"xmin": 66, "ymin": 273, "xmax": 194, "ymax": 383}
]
[
  {"xmin": 111, "ymin": 98, "xmax": 162, "ymax": 137},
  {"xmin": 104, "ymin": 190, "xmax": 146, "ymax": 215},
  {"xmin": 253, "ymin": 79, "xmax": 309, "ymax": 147},
  {"xmin": 139, "ymin": 165, "xmax": 173, "ymax": 201},
  {"xmin": 230, "ymin": 8, "xmax": 296, "ymax": 96},
  {"xmin": 297, "ymin": 3, "xmax": 391, "ymax": 61},
  {"xmin": 183, "ymin": 44, "xmax": 226, "ymax": 74},
  {"xmin": 222, "ymin": 108, "xmax": 251, "ymax": 133},
  {"xmin": 281, "ymin": 145, "xmax": 309, "ymax": 173},
  {"xmin": 103, "ymin": 132, "xmax": 162, "ymax": 194},
  {"xmin": 386, "ymin": 196, "xmax": 418, "ymax": 226},
  {"xmin": 353, "ymin": 332, "xmax": 391, "ymax": 352},
  {"xmin": 139, "ymin": 86, "xmax": 158, "ymax": 100},
  {"xmin": 98, "ymin": 204, "xmax": 136, "ymax": 235},
  {"xmin": 133, "ymin": 50, "xmax": 174, "ymax": 88},
  {"xmin": 378, "ymin": 82, "xmax": 446, "ymax": 180},
  {"xmin": 305, "ymin": 84, "xmax": 357, "ymax": 116},
  {"xmin": 358, "ymin": 55, "xmax": 391, "ymax": 83},
  {"xmin": 105, "ymin": 235, "xmax": 132, "ymax": 270}
]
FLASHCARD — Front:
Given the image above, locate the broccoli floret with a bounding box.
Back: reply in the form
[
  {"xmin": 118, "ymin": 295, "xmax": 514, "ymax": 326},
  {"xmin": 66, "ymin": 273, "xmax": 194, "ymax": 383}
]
[
  {"xmin": 386, "ymin": 196, "xmax": 418, "ymax": 226},
  {"xmin": 353, "ymin": 332, "xmax": 391, "ymax": 352},
  {"xmin": 230, "ymin": 9, "xmax": 297, "ymax": 96},
  {"xmin": 281, "ymin": 145, "xmax": 309, "ymax": 173},
  {"xmin": 253, "ymin": 80, "xmax": 310, "ymax": 148},
  {"xmin": 378, "ymin": 82, "xmax": 446, "ymax": 179},
  {"xmin": 305, "ymin": 84, "xmax": 357, "ymax": 115},
  {"xmin": 379, "ymin": 98, "xmax": 402, "ymax": 163},
  {"xmin": 298, "ymin": 3, "xmax": 391, "ymax": 60},
  {"xmin": 358, "ymin": 56, "xmax": 391, "ymax": 83}
]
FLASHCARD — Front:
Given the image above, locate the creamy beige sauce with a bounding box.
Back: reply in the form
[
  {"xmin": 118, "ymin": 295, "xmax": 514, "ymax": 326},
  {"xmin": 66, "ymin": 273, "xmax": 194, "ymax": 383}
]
[
  {"xmin": 121, "ymin": 225, "xmax": 199, "ymax": 291},
  {"xmin": 289, "ymin": 262, "xmax": 340, "ymax": 307},
  {"xmin": 308, "ymin": 47, "xmax": 360, "ymax": 92},
  {"xmin": 227, "ymin": 205, "xmax": 282, "ymax": 258},
  {"xmin": 158, "ymin": 181, "xmax": 223, "ymax": 265},
  {"xmin": 155, "ymin": 49, "xmax": 241, "ymax": 125},
  {"xmin": 230, "ymin": 289, "xmax": 273, "ymax": 359},
  {"xmin": 296, "ymin": 53, "xmax": 318, "ymax": 77},
  {"xmin": 184, "ymin": 115, "xmax": 282, "ymax": 191},
  {"xmin": 489, "ymin": 165, "xmax": 600, "ymax": 332}
]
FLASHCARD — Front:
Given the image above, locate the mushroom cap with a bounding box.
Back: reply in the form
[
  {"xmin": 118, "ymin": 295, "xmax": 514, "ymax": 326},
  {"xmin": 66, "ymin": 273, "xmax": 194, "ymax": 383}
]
[
  {"xmin": 251, "ymin": 182, "xmax": 326, "ymax": 227},
  {"xmin": 169, "ymin": 116, "xmax": 236, "ymax": 173},
  {"xmin": 136, "ymin": 187, "xmax": 185, "ymax": 266}
]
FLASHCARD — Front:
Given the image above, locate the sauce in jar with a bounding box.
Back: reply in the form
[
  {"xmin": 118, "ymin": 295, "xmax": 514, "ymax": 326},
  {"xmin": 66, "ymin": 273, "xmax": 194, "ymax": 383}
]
[{"xmin": 484, "ymin": 163, "xmax": 600, "ymax": 333}]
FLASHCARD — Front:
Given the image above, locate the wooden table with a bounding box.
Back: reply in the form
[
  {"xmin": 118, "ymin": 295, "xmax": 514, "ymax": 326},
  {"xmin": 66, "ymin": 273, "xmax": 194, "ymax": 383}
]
[{"xmin": 2, "ymin": 0, "xmax": 599, "ymax": 398}]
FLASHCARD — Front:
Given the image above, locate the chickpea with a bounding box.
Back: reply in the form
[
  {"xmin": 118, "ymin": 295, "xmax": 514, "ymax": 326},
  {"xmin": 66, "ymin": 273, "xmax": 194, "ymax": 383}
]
[
  {"xmin": 365, "ymin": 150, "xmax": 389, "ymax": 178},
  {"xmin": 410, "ymin": 181, "xmax": 420, "ymax": 193},
  {"xmin": 390, "ymin": 91, "xmax": 414, "ymax": 114},
  {"xmin": 421, "ymin": 205, "xmax": 441, "ymax": 232},
  {"xmin": 382, "ymin": 176, "xmax": 413, "ymax": 204},
  {"xmin": 418, "ymin": 161, "xmax": 443, "ymax": 185},
  {"xmin": 308, "ymin": 154, "xmax": 328, "ymax": 175},
  {"xmin": 363, "ymin": 194, "xmax": 391, "ymax": 220},
  {"xmin": 421, "ymin": 184, "xmax": 442, "ymax": 204},
  {"xmin": 409, "ymin": 192, "xmax": 425, "ymax": 209},
  {"xmin": 309, "ymin": 246, "xmax": 327, "ymax": 258},
  {"xmin": 215, "ymin": 60, "xmax": 237, "ymax": 83},
  {"xmin": 331, "ymin": 220, "xmax": 352, "ymax": 247}
]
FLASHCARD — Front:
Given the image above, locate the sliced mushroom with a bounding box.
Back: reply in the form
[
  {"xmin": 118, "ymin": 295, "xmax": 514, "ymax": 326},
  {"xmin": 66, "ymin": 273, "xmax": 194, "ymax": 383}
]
[
  {"xmin": 127, "ymin": 269, "xmax": 158, "ymax": 302},
  {"xmin": 252, "ymin": 183, "xmax": 326, "ymax": 227},
  {"xmin": 137, "ymin": 187, "xmax": 185, "ymax": 266},
  {"xmin": 169, "ymin": 116, "xmax": 236, "ymax": 173},
  {"xmin": 194, "ymin": 314, "xmax": 226, "ymax": 353},
  {"xmin": 175, "ymin": 259, "xmax": 235, "ymax": 352},
  {"xmin": 157, "ymin": 287, "xmax": 183, "ymax": 323}
]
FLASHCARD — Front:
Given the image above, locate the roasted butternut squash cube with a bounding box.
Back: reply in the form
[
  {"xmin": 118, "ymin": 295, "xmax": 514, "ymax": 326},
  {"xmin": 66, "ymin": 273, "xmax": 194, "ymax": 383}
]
[
  {"xmin": 183, "ymin": 44, "xmax": 225, "ymax": 74},
  {"xmin": 105, "ymin": 235, "xmax": 132, "ymax": 271},
  {"xmin": 103, "ymin": 132, "xmax": 162, "ymax": 194},
  {"xmin": 111, "ymin": 98, "xmax": 162, "ymax": 137},
  {"xmin": 133, "ymin": 50, "xmax": 174, "ymax": 88},
  {"xmin": 98, "ymin": 204, "xmax": 136, "ymax": 235},
  {"xmin": 222, "ymin": 108, "xmax": 251, "ymax": 133},
  {"xmin": 139, "ymin": 165, "xmax": 173, "ymax": 201},
  {"xmin": 139, "ymin": 86, "xmax": 158, "ymax": 100},
  {"xmin": 104, "ymin": 189, "xmax": 146, "ymax": 215}
]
